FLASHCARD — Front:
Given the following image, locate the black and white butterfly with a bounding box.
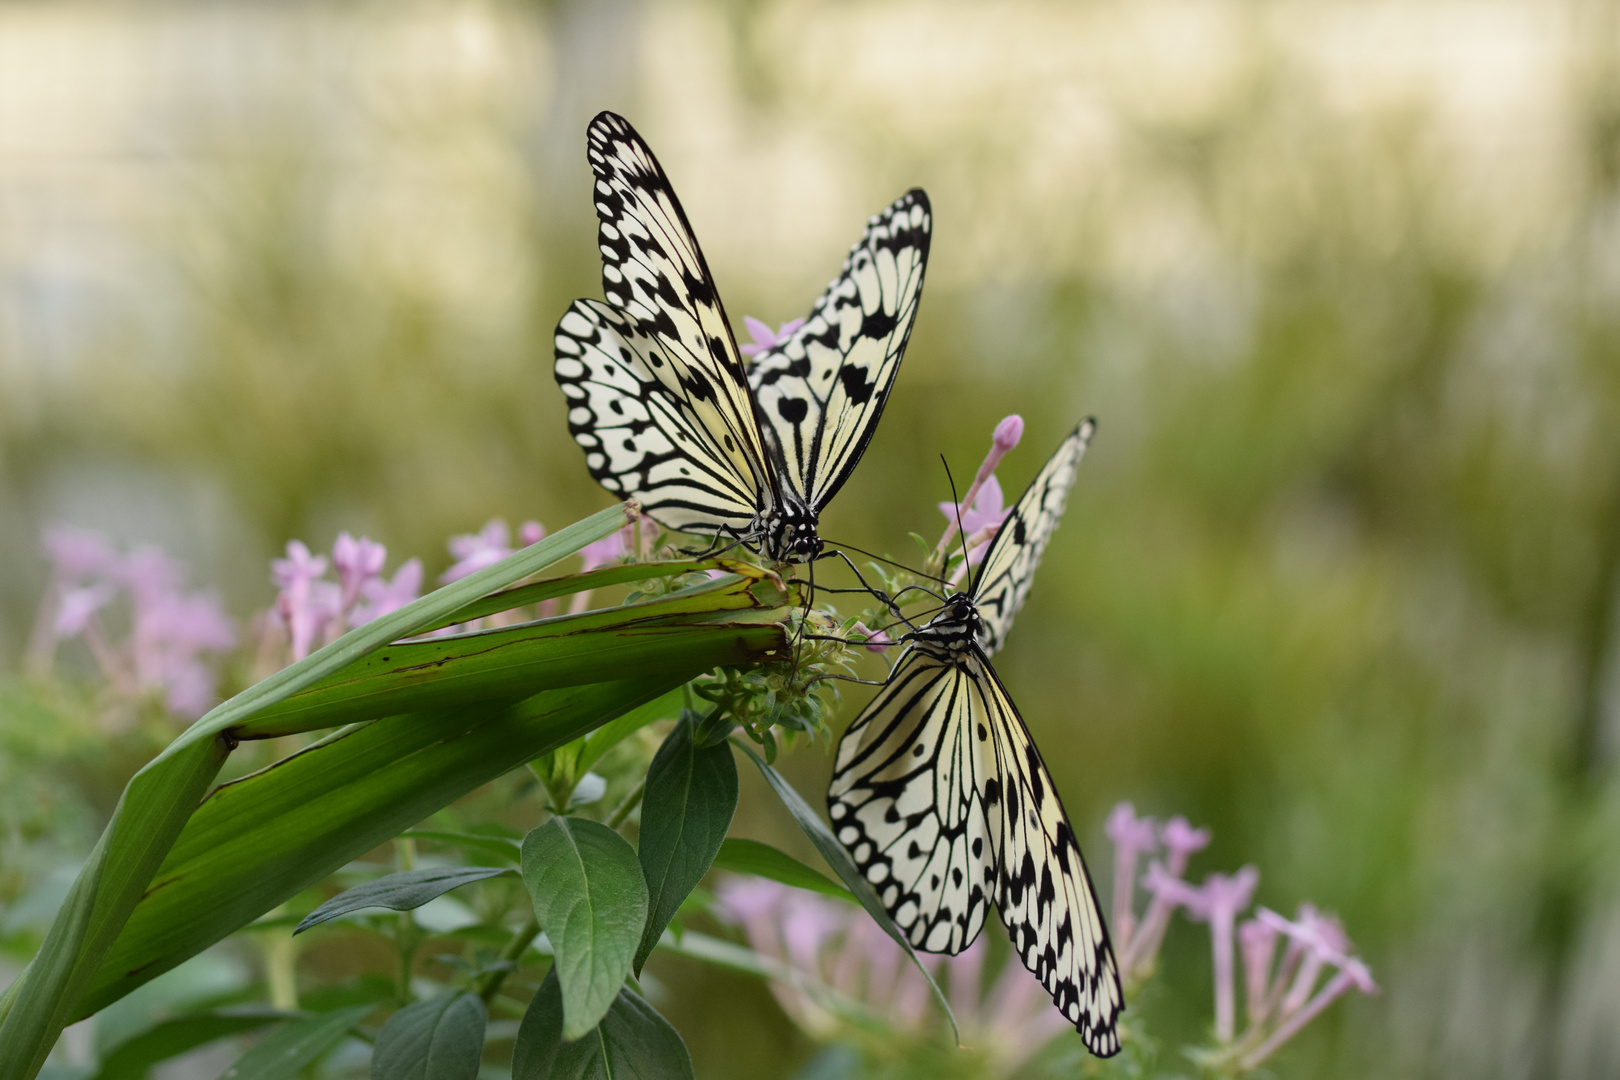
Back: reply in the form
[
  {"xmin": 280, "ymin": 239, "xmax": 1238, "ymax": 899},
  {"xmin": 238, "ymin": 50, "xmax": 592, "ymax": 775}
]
[
  {"xmin": 553, "ymin": 112, "xmax": 932, "ymax": 563},
  {"xmin": 827, "ymin": 420, "xmax": 1123, "ymax": 1056}
]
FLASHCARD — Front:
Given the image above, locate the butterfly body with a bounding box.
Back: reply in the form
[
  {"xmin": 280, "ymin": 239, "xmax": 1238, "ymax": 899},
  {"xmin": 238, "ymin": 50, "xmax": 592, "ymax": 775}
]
[
  {"xmin": 828, "ymin": 421, "xmax": 1123, "ymax": 1057},
  {"xmin": 907, "ymin": 592, "xmax": 985, "ymax": 662},
  {"xmin": 555, "ymin": 111, "xmax": 931, "ymax": 564}
]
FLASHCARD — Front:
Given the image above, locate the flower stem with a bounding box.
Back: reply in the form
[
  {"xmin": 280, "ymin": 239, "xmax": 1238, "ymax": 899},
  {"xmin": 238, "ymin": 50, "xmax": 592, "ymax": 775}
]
[
  {"xmin": 476, "ymin": 911, "xmax": 542, "ymax": 1005},
  {"xmin": 606, "ymin": 778, "xmax": 647, "ymax": 830}
]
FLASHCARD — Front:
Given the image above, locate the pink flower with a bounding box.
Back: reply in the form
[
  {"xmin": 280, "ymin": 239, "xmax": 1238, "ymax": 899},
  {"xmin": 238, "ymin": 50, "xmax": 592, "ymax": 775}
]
[
  {"xmin": 1162, "ymin": 816, "xmax": 1213, "ymax": 875},
  {"xmin": 332, "ymin": 533, "xmax": 387, "ymax": 610},
  {"xmin": 41, "ymin": 526, "xmax": 116, "ymax": 582},
  {"xmin": 849, "ymin": 621, "xmax": 894, "ymax": 652},
  {"xmin": 54, "ymin": 584, "xmax": 116, "ymax": 638},
  {"xmin": 441, "ymin": 519, "xmax": 514, "ymax": 583},
  {"xmin": 352, "ymin": 559, "xmax": 423, "ymax": 625},
  {"xmin": 1175, "ymin": 866, "xmax": 1260, "ymax": 1041},
  {"xmin": 933, "ymin": 415, "xmax": 1024, "ymax": 568},
  {"xmin": 519, "ymin": 520, "xmax": 546, "ymax": 546},
  {"xmin": 1238, "ymin": 906, "xmax": 1377, "ymax": 1069},
  {"xmin": 1105, "ymin": 802, "xmax": 1160, "ymax": 955},
  {"xmin": 738, "ymin": 316, "xmax": 805, "ymax": 357},
  {"xmin": 579, "ymin": 519, "xmax": 660, "ymax": 572},
  {"xmin": 273, "ymin": 541, "xmax": 334, "ymax": 662},
  {"xmin": 1239, "ymin": 917, "xmax": 1280, "ymax": 1027},
  {"xmin": 715, "ymin": 875, "xmax": 1065, "ymax": 1069}
]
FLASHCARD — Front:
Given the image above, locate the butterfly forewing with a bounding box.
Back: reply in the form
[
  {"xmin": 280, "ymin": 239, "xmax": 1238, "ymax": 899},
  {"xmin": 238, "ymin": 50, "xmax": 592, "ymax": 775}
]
[
  {"xmin": 828, "ymin": 648, "xmax": 997, "ymax": 955},
  {"xmin": 970, "ymin": 419, "xmax": 1095, "ymax": 656},
  {"xmin": 577, "ymin": 112, "xmax": 775, "ymax": 517},
  {"xmin": 555, "ymin": 300, "xmax": 762, "ymax": 536},
  {"xmin": 749, "ymin": 190, "xmax": 932, "ymax": 510},
  {"xmin": 979, "ymin": 653, "xmax": 1123, "ymax": 1056}
]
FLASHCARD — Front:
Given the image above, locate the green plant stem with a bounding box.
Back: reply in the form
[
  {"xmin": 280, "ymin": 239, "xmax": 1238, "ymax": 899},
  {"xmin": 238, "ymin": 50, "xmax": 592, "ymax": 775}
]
[
  {"xmin": 395, "ymin": 838, "xmax": 418, "ymax": 1004},
  {"xmin": 476, "ymin": 912, "xmax": 542, "ymax": 1005},
  {"xmin": 605, "ymin": 778, "xmax": 647, "ymax": 830}
]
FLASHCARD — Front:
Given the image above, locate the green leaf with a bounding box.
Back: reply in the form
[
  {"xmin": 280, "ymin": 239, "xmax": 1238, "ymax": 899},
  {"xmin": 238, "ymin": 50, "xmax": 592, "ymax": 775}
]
[
  {"xmin": 512, "ymin": 970, "xmax": 695, "ymax": 1080},
  {"xmin": 0, "ymin": 506, "xmax": 639, "ymax": 1078},
  {"xmin": 90, "ymin": 1010, "xmax": 288, "ymax": 1080},
  {"xmin": 711, "ymin": 839, "xmax": 853, "ymax": 902},
  {"xmin": 370, "ymin": 992, "xmax": 487, "ymax": 1080},
  {"xmin": 634, "ymin": 715, "xmax": 738, "ymax": 973},
  {"xmin": 428, "ymin": 559, "xmax": 731, "ymax": 631},
  {"xmin": 76, "ymin": 563, "xmax": 786, "ymax": 1020},
  {"xmin": 731, "ymin": 740, "xmax": 960, "ymax": 1044},
  {"xmin": 218, "ymin": 1005, "xmax": 373, "ymax": 1080},
  {"xmin": 296, "ymin": 868, "xmax": 514, "ymax": 934},
  {"xmin": 521, "ymin": 818, "xmax": 648, "ymax": 1040},
  {"xmin": 80, "ymin": 679, "xmax": 681, "ymax": 1018}
]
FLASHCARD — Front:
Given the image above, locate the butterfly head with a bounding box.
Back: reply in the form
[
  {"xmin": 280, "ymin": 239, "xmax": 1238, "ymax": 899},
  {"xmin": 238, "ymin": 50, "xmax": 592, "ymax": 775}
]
[
  {"xmin": 759, "ymin": 500, "xmax": 823, "ymax": 564},
  {"xmin": 910, "ymin": 591, "xmax": 984, "ymax": 660}
]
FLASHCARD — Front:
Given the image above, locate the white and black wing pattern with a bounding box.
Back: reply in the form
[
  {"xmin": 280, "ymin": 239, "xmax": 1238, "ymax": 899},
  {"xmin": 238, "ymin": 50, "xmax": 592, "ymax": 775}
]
[
  {"xmin": 555, "ymin": 300, "xmax": 762, "ymax": 536},
  {"xmin": 827, "ymin": 644, "xmax": 1124, "ymax": 1056},
  {"xmin": 827, "ymin": 649, "xmax": 997, "ymax": 956},
  {"xmin": 555, "ymin": 111, "xmax": 775, "ymax": 534},
  {"xmin": 971, "ymin": 419, "xmax": 1095, "ymax": 656},
  {"xmin": 978, "ymin": 654, "xmax": 1123, "ymax": 1056},
  {"xmin": 748, "ymin": 190, "xmax": 932, "ymax": 510}
]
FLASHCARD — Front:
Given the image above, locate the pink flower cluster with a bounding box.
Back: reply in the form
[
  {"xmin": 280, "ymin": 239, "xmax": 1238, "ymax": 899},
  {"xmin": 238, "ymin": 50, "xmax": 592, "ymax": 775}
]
[
  {"xmin": 738, "ymin": 316, "xmax": 805, "ymax": 358},
  {"xmin": 936, "ymin": 415, "xmax": 1023, "ymax": 579},
  {"xmin": 716, "ymin": 876, "xmax": 1068, "ymax": 1073},
  {"xmin": 271, "ymin": 534, "xmax": 422, "ymax": 662},
  {"xmin": 1107, "ymin": 802, "xmax": 1377, "ymax": 1068},
  {"xmin": 31, "ymin": 527, "xmax": 236, "ymax": 719}
]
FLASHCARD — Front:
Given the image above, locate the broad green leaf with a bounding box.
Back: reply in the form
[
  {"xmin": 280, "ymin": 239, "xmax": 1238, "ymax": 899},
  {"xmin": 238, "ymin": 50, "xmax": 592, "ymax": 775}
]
[
  {"xmin": 73, "ymin": 563, "xmax": 784, "ymax": 1021},
  {"xmin": 711, "ymin": 839, "xmax": 854, "ymax": 902},
  {"xmin": 236, "ymin": 564, "xmax": 792, "ymax": 738},
  {"xmin": 295, "ymin": 868, "xmax": 514, "ymax": 934},
  {"xmin": 370, "ymin": 992, "xmax": 486, "ymax": 1080},
  {"xmin": 219, "ymin": 1005, "xmax": 373, "ymax": 1080},
  {"xmin": 732, "ymin": 741, "xmax": 959, "ymax": 1044},
  {"xmin": 512, "ymin": 970, "xmax": 695, "ymax": 1080},
  {"xmin": 90, "ymin": 1010, "xmax": 288, "ymax": 1080},
  {"xmin": 0, "ymin": 506, "xmax": 637, "ymax": 1078},
  {"xmin": 634, "ymin": 716, "xmax": 737, "ymax": 973},
  {"xmin": 80, "ymin": 679, "xmax": 683, "ymax": 1017},
  {"xmin": 521, "ymin": 818, "xmax": 648, "ymax": 1040},
  {"xmin": 427, "ymin": 558, "xmax": 736, "ymax": 631}
]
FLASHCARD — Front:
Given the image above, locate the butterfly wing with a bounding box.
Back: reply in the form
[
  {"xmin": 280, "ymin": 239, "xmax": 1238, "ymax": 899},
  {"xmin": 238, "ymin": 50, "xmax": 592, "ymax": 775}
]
[
  {"xmin": 827, "ymin": 646, "xmax": 997, "ymax": 955},
  {"xmin": 970, "ymin": 419, "xmax": 1095, "ymax": 656},
  {"xmin": 748, "ymin": 190, "xmax": 932, "ymax": 511},
  {"xmin": 557, "ymin": 111, "xmax": 775, "ymax": 533},
  {"xmin": 977, "ymin": 649, "xmax": 1123, "ymax": 1056},
  {"xmin": 828, "ymin": 641, "xmax": 1123, "ymax": 1055},
  {"xmin": 555, "ymin": 299, "xmax": 762, "ymax": 536}
]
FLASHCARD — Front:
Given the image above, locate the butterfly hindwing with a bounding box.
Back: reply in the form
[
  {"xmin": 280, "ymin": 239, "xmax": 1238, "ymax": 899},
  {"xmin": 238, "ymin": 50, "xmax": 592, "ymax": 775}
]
[
  {"xmin": 571, "ymin": 112, "xmax": 775, "ymax": 526},
  {"xmin": 827, "ymin": 648, "xmax": 997, "ymax": 955},
  {"xmin": 978, "ymin": 651, "xmax": 1123, "ymax": 1056},
  {"xmin": 970, "ymin": 419, "xmax": 1095, "ymax": 656},
  {"xmin": 554, "ymin": 299, "xmax": 761, "ymax": 536},
  {"xmin": 749, "ymin": 190, "xmax": 933, "ymax": 510}
]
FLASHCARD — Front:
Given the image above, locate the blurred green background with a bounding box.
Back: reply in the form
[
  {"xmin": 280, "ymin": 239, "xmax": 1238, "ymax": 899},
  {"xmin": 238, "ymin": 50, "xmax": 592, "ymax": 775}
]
[{"xmin": 4, "ymin": 0, "xmax": 1620, "ymax": 1076}]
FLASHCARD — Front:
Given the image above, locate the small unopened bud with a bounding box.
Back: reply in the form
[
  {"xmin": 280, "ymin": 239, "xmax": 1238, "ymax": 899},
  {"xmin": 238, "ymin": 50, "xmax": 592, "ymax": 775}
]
[{"xmin": 993, "ymin": 414, "xmax": 1024, "ymax": 453}]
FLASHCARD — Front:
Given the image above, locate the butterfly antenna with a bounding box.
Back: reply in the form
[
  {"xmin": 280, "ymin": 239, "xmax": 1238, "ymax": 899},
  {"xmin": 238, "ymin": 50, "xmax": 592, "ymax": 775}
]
[
  {"xmin": 820, "ymin": 548, "xmax": 932, "ymax": 631},
  {"xmin": 820, "ymin": 539, "xmax": 947, "ymax": 589},
  {"xmin": 941, "ymin": 455, "xmax": 975, "ymax": 595}
]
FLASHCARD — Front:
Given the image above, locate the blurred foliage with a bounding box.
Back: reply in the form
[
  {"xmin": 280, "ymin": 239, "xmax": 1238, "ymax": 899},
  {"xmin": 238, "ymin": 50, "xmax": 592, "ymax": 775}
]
[{"xmin": 4, "ymin": 0, "xmax": 1620, "ymax": 1076}]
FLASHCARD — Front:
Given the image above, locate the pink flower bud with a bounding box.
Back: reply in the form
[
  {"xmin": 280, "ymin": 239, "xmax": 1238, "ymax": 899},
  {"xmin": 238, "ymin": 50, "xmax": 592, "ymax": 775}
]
[
  {"xmin": 519, "ymin": 520, "xmax": 546, "ymax": 546},
  {"xmin": 993, "ymin": 414, "xmax": 1024, "ymax": 453}
]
